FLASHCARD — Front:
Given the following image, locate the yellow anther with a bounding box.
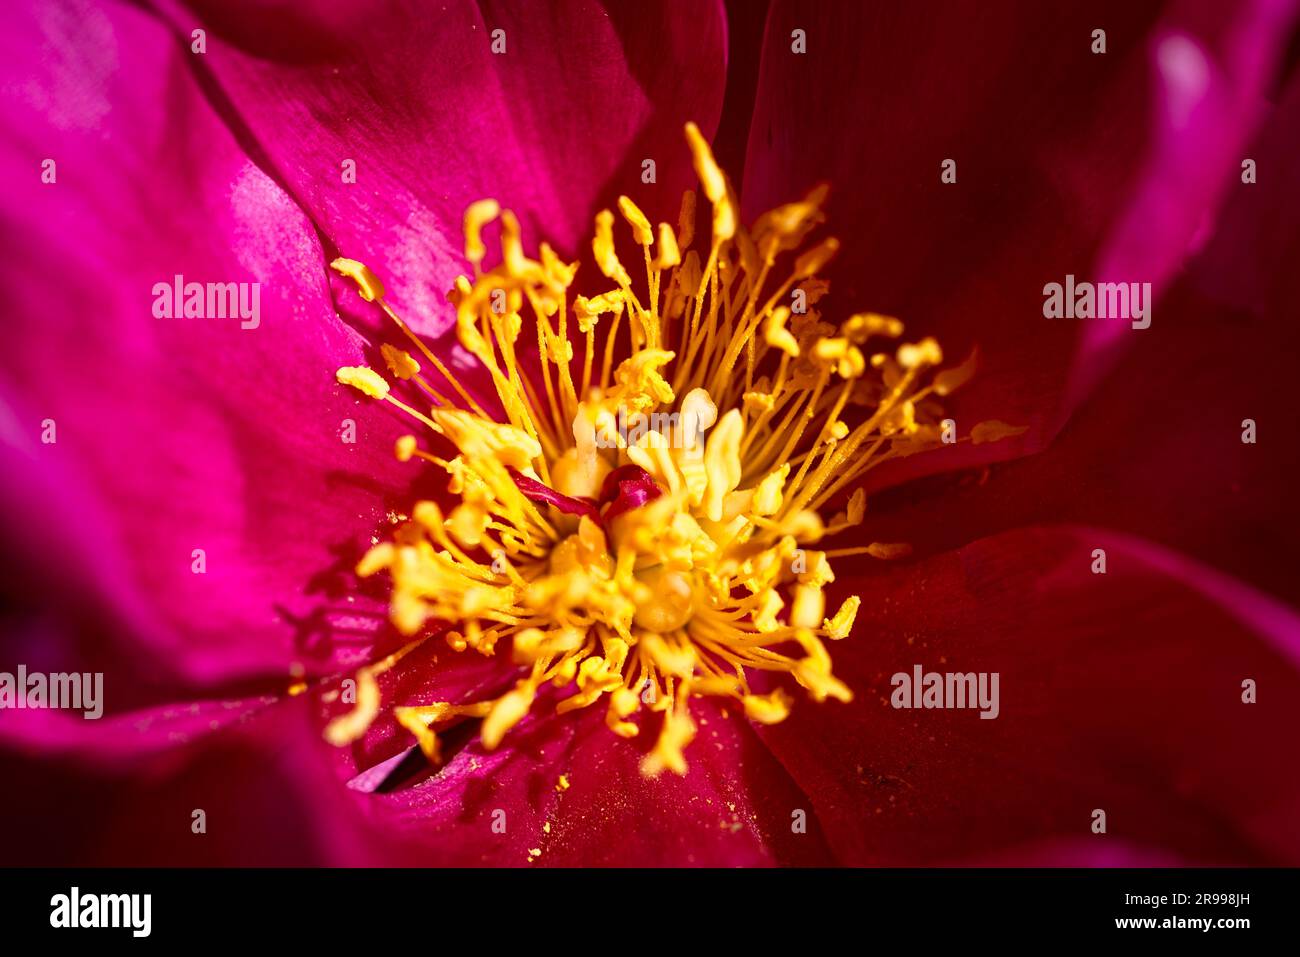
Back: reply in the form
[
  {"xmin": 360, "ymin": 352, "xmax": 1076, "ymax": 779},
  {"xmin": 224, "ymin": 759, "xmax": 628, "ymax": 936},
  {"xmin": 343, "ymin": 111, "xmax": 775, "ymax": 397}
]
[
  {"xmin": 447, "ymin": 502, "xmax": 488, "ymax": 547},
  {"xmin": 393, "ymin": 707, "xmax": 441, "ymax": 762},
  {"xmin": 703, "ymin": 409, "xmax": 744, "ymax": 522},
  {"xmin": 684, "ymin": 122, "xmax": 725, "ymax": 204},
  {"xmin": 642, "ymin": 706, "xmax": 696, "ymax": 776},
  {"xmin": 593, "ymin": 209, "xmax": 631, "ymax": 286},
  {"xmin": 845, "ymin": 489, "xmax": 866, "ymax": 525},
  {"xmin": 431, "ymin": 408, "xmax": 541, "ymax": 469},
  {"xmin": 760, "ymin": 188, "xmax": 827, "ymax": 242},
  {"xmin": 539, "ymin": 242, "xmax": 578, "ymax": 289},
  {"xmin": 790, "ymin": 583, "xmax": 825, "ymax": 629},
  {"xmin": 897, "ymin": 337, "xmax": 944, "ymax": 369},
  {"xmin": 464, "ymin": 199, "xmax": 501, "ymax": 266},
  {"xmin": 499, "ymin": 209, "xmax": 540, "ymax": 279},
  {"xmin": 411, "ymin": 500, "xmax": 443, "ymax": 535},
  {"xmin": 482, "ymin": 680, "xmax": 536, "ymax": 750},
  {"xmin": 753, "ymin": 590, "xmax": 784, "ymax": 632},
  {"xmin": 679, "ymin": 387, "xmax": 718, "ymax": 441},
  {"xmin": 380, "ymin": 343, "xmax": 420, "ymax": 379},
  {"xmin": 752, "ymin": 463, "xmax": 790, "ymax": 516},
  {"xmin": 843, "ymin": 311, "xmax": 903, "ymax": 343},
  {"xmin": 618, "ymin": 195, "xmax": 654, "ymax": 246},
  {"xmin": 823, "ymin": 595, "xmax": 860, "ymax": 639},
  {"xmin": 394, "ymin": 435, "xmax": 418, "ymax": 462},
  {"xmin": 764, "ymin": 306, "xmax": 800, "ymax": 357},
  {"xmin": 712, "ymin": 192, "xmax": 737, "ymax": 242},
  {"xmin": 742, "ymin": 689, "xmax": 792, "ymax": 725},
  {"xmin": 652, "ymin": 222, "xmax": 680, "ymax": 270},
  {"xmin": 323, "ymin": 669, "xmax": 380, "ymax": 745},
  {"xmin": 677, "ymin": 189, "xmax": 697, "ymax": 252},
  {"xmin": 355, "ymin": 542, "xmax": 394, "ymax": 578},
  {"xmin": 612, "ymin": 349, "xmax": 677, "ymax": 408},
  {"xmin": 331, "ymin": 258, "xmax": 386, "ymax": 302},
  {"xmin": 336, "ymin": 366, "xmax": 390, "ymax": 399},
  {"xmin": 574, "ymin": 290, "xmax": 622, "ymax": 334},
  {"xmin": 812, "ymin": 337, "xmax": 865, "ymax": 378},
  {"xmin": 606, "ymin": 687, "xmax": 640, "ymax": 738},
  {"xmin": 743, "ymin": 390, "xmax": 775, "ymax": 414},
  {"xmin": 794, "ymin": 237, "xmax": 840, "ymax": 278}
]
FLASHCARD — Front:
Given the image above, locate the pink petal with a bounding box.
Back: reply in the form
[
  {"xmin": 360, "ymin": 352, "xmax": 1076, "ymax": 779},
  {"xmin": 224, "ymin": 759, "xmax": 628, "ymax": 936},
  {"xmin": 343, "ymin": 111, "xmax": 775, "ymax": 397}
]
[
  {"xmin": 154, "ymin": 0, "xmax": 728, "ymax": 340},
  {"xmin": 0, "ymin": 0, "xmax": 414, "ymax": 685}
]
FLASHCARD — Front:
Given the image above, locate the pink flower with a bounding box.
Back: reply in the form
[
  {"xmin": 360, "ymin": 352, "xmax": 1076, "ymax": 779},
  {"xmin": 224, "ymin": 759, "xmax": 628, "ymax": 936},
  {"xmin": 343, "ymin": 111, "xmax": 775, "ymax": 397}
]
[{"xmin": 1, "ymin": 0, "xmax": 1297, "ymax": 866}]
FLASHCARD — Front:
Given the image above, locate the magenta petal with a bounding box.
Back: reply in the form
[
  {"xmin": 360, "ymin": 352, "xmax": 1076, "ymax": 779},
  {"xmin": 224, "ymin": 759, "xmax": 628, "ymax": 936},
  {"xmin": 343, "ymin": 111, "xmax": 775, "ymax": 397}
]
[
  {"xmin": 154, "ymin": 0, "xmax": 728, "ymax": 340},
  {"xmin": 756, "ymin": 525, "xmax": 1300, "ymax": 865},
  {"xmin": 0, "ymin": 694, "xmax": 276, "ymax": 766},
  {"xmin": 0, "ymin": 0, "xmax": 413, "ymax": 684}
]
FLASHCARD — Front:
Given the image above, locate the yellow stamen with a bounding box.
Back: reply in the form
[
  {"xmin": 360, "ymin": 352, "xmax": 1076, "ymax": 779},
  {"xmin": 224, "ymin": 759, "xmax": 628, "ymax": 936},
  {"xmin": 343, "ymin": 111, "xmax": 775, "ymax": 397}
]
[{"xmin": 325, "ymin": 122, "xmax": 1014, "ymax": 776}]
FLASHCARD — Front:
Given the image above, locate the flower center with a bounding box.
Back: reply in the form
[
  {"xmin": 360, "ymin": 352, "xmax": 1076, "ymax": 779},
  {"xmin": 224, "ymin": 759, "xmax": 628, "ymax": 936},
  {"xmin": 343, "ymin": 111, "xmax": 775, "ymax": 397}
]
[{"xmin": 327, "ymin": 122, "xmax": 1013, "ymax": 776}]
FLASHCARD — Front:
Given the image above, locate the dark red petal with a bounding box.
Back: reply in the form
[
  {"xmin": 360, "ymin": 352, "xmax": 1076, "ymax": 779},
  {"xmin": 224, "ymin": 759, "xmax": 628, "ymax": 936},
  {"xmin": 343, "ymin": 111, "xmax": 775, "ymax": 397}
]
[
  {"xmin": 845, "ymin": 71, "xmax": 1300, "ymax": 606},
  {"xmin": 757, "ymin": 525, "xmax": 1300, "ymax": 865},
  {"xmin": 742, "ymin": 0, "xmax": 1296, "ymax": 494},
  {"xmin": 0, "ymin": 694, "xmax": 403, "ymax": 865},
  {"xmin": 508, "ymin": 468, "xmax": 599, "ymax": 520},
  {"xmin": 353, "ymin": 691, "xmax": 833, "ymax": 866},
  {"xmin": 599, "ymin": 464, "xmax": 664, "ymax": 523}
]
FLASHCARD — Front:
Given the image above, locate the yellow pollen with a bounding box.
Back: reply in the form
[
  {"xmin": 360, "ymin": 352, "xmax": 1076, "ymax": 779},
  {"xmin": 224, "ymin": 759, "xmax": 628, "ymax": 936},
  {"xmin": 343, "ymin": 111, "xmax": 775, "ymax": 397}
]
[{"xmin": 326, "ymin": 123, "xmax": 1017, "ymax": 776}]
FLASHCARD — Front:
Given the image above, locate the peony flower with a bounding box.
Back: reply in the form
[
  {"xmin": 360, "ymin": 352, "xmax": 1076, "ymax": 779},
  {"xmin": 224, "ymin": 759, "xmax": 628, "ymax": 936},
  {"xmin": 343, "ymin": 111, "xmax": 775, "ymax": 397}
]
[{"xmin": 1, "ymin": 0, "xmax": 1297, "ymax": 867}]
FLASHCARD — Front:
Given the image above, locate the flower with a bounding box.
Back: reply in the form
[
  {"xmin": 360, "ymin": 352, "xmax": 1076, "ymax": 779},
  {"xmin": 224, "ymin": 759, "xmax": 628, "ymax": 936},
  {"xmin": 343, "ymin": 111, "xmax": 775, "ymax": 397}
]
[
  {"xmin": 1, "ymin": 0, "xmax": 1298, "ymax": 867},
  {"xmin": 322, "ymin": 123, "xmax": 1018, "ymax": 778}
]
